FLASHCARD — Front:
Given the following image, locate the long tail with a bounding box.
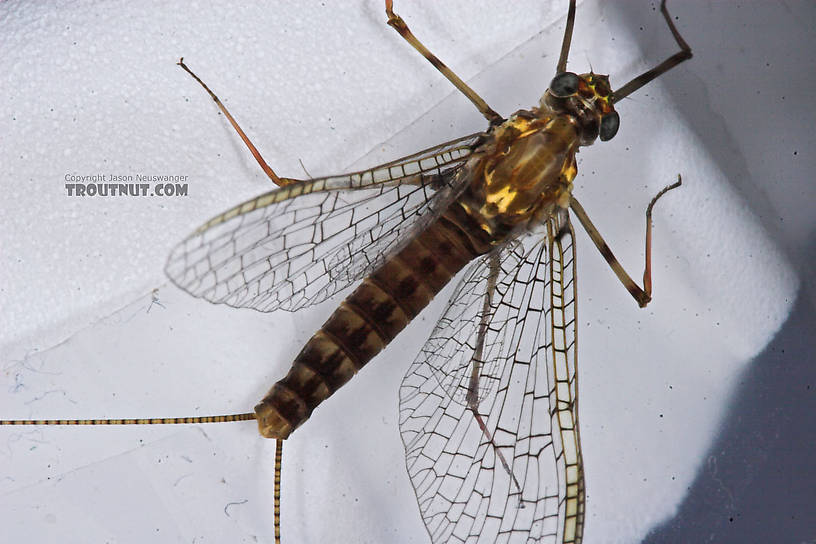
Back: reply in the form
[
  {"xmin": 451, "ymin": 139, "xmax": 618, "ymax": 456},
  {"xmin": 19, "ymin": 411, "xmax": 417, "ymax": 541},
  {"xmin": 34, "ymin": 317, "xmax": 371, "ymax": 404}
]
[
  {"xmin": 274, "ymin": 438, "xmax": 283, "ymax": 543},
  {"xmin": 0, "ymin": 412, "xmax": 288, "ymax": 540},
  {"xmin": 0, "ymin": 412, "xmax": 256, "ymax": 426}
]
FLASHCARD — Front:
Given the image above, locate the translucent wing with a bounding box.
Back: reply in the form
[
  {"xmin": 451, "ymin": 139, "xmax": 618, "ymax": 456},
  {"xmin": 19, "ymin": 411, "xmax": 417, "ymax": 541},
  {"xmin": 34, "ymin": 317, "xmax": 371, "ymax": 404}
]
[
  {"xmin": 399, "ymin": 214, "xmax": 584, "ymax": 544},
  {"xmin": 166, "ymin": 133, "xmax": 482, "ymax": 312}
]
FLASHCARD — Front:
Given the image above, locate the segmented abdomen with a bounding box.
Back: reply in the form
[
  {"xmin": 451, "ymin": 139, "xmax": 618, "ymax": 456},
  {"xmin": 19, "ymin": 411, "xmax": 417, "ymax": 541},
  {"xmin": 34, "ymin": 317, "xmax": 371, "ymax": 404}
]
[{"xmin": 254, "ymin": 202, "xmax": 490, "ymax": 439}]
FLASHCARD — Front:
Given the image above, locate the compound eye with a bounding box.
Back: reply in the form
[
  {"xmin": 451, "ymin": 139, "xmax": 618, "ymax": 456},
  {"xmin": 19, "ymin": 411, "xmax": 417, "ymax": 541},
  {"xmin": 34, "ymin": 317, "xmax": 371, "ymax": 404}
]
[
  {"xmin": 599, "ymin": 111, "xmax": 620, "ymax": 141},
  {"xmin": 550, "ymin": 72, "xmax": 580, "ymax": 97}
]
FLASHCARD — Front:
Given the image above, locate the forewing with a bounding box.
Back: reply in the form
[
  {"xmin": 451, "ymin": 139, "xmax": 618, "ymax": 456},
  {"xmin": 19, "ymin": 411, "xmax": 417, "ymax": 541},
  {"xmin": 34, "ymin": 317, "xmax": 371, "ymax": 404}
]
[
  {"xmin": 166, "ymin": 133, "xmax": 482, "ymax": 312},
  {"xmin": 399, "ymin": 215, "xmax": 583, "ymax": 544}
]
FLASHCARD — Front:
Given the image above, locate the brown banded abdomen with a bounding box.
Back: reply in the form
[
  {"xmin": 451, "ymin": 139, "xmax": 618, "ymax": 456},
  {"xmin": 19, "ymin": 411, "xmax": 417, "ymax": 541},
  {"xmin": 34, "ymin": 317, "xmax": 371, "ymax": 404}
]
[{"xmin": 255, "ymin": 203, "xmax": 490, "ymax": 439}]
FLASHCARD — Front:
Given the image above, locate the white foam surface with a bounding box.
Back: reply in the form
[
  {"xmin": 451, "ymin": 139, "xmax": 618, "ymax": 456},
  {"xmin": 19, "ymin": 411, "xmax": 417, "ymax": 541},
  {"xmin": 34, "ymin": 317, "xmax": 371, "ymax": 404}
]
[{"xmin": 1, "ymin": 1, "xmax": 808, "ymax": 543}]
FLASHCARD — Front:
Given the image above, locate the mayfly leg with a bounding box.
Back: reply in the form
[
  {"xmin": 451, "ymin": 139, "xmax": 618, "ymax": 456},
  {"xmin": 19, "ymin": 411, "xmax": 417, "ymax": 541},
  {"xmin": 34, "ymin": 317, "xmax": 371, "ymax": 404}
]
[
  {"xmin": 177, "ymin": 58, "xmax": 298, "ymax": 187},
  {"xmin": 555, "ymin": 0, "xmax": 578, "ymax": 74},
  {"xmin": 176, "ymin": 57, "xmax": 287, "ymax": 544},
  {"xmin": 611, "ymin": 0, "xmax": 692, "ymax": 102},
  {"xmin": 465, "ymin": 250, "xmax": 524, "ymax": 497},
  {"xmin": 385, "ymin": 0, "xmax": 504, "ymax": 125},
  {"xmin": 569, "ymin": 176, "xmax": 682, "ymax": 307},
  {"xmin": 565, "ymin": 0, "xmax": 690, "ymax": 308}
]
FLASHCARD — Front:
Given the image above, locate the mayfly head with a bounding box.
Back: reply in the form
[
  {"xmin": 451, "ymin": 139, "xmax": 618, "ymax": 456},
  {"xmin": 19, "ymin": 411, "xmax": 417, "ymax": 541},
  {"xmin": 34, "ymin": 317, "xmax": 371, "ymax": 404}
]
[{"xmin": 542, "ymin": 71, "xmax": 619, "ymax": 146}]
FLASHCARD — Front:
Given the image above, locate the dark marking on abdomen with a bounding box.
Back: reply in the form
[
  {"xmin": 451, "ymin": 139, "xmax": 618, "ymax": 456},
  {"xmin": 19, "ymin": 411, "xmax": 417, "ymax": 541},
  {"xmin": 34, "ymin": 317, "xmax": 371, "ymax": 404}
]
[{"xmin": 254, "ymin": 202, "xmax": 490, "ymax": 439}]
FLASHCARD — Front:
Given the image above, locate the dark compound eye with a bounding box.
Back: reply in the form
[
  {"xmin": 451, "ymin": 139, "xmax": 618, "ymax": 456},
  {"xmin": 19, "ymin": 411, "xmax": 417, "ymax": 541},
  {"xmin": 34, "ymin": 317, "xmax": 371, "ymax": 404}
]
[
  {"xmin": 599, "ymin": 111, "xmax": 620, "ymax": 141},
  {"xmin": 550, "ymin": 72, "xmax": 579, "ymax": 97}
]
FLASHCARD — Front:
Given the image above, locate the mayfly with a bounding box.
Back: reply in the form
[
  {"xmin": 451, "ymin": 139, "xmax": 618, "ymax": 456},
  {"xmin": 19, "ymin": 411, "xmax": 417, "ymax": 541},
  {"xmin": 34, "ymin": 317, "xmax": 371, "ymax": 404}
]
[{"xmin": 2, "ymin": 1, "xmax": 691, "ymax": 542}]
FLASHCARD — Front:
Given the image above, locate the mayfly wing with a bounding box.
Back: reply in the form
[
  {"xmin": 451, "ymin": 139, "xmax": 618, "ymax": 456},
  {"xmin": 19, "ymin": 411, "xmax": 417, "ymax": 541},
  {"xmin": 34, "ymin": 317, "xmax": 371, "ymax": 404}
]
[
  {"xmin": 165, "ymin": 133, "xmax": 482, "ymax": 312},
  {"xmin": 399, "ymin": 213, "xmax": 582, "ymax": 544}
]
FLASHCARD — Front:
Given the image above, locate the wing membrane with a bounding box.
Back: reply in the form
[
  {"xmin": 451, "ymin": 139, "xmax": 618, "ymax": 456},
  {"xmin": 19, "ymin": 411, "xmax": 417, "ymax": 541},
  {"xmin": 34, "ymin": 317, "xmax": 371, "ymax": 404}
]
[
  {"xmin": 166, "ymin": 133, "xmax": 482, "ymax": 312},
  {"xmin": 399, "ymin": 215, "xmax": 583, "ymax": 544}
]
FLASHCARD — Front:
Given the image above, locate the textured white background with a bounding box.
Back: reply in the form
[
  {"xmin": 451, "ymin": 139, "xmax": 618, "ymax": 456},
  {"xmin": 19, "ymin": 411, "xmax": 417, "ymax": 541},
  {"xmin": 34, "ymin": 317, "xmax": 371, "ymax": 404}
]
[{"xmin": 1, "ymin": 1, "xmax": 812, "ymax": 543}]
